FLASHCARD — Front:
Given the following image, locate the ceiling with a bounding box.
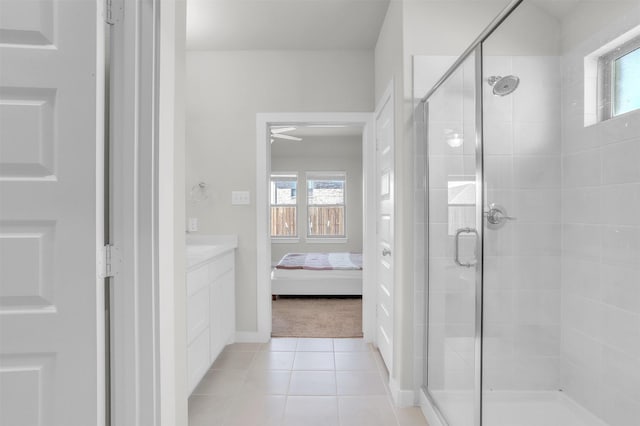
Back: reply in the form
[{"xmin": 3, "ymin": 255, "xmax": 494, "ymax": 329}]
[
  {"xmin": 288, "ymin": 126, "xmax": 363, "ymax": 137},
  {"xmin": 270, "ymin": 126, "xmax": 363, "ymax": 156},
  {"xmin": 186, "ymin": 0, "xmax": 391, "ymax": 50},
  {"xmin": 185, "ymin": 0, "xmax": 620, "ymax": 51},
  {"xmin": 271, "ymin": 125, "xmax": 363, "ymax": 138}
]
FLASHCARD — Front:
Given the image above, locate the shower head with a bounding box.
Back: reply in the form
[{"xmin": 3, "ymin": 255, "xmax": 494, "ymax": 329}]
[{"xmin": 487, "ymin": 75, "xmax": 520, "ymax": 96}]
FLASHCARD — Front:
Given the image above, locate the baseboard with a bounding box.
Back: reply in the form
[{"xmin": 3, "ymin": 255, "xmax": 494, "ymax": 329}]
[
  {"xmin": 235, "ymin": 330, "xmax": 270, "ymax": 343},
  {"xmin": 389, "ymin": 377, "xmax": 416, "ymax": 407}
]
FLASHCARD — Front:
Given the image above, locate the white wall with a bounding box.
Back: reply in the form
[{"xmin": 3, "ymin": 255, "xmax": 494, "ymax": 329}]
[
  {"xmin": 271, "ymin": 135, "xmax": 363, "ymax": 263},
  {"xmin": 375, "ymin": 1, "xmax": 404, "ymax": 105},
  {"xmin": 186, "ymin": 50, "xmax": 374, "ymax": 332},
  {"xmin": 559, "ymin": 3, "xmax": 640, "ymax": 423},
  {"xmin": 560, "ymin": 0, "xmax": 640, "ymax": 53},
  {"xmin": 404, "ymin": 1, "xmax": 510, "ymax": 58}
]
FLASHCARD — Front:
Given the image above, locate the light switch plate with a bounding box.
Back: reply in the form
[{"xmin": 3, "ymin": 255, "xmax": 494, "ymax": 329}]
[
  {"xmin": 188, "ymin": 217, "xmax": 198, "ymax": 232},
  {"xmin": 231, "ymin": 191, "xmax": 250, "ymax": 205}
]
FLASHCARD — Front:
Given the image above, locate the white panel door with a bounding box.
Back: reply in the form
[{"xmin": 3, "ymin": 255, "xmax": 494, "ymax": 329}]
[
  {"xmin": 375, "ymin": 89, "xmax": 394, "ymax": 372},
  {"xmin": 0, "ymin": 1, "xmax": 104, "ymax": 425}
]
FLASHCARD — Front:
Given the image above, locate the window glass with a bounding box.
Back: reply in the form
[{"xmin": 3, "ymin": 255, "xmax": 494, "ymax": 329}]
[
  {"xmin": 307, "ymin": 173, "xmax": 346, "ymax": 237},
  {"xmin": 270, "ymin": 174, "xmax": 297, "ymax": 237},
  {"xmin": 614, "ymin": 47, "xmax": 640, "ymax": 116}
]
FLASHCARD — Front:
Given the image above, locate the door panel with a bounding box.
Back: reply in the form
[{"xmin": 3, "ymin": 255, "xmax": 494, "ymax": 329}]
[
  {"xmin": 426, "ymin": 52, "xmax": 479, "ymax": 426},
  {"xmin": 376, "ymin": 90, "xmax": 394, "ymax": 372},
  {"xmin": 0, "ymin": 0, "xmax": 104, "ymax": 424}
]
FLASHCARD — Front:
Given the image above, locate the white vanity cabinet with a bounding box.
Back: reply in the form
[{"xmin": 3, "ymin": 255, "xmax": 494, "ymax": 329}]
[
  {"xmin": 186, "ymin": 266, "xmax": 211, "ymax": 393},
  {"xmin": 186, "ymin": 241, "xmax": 236, "ymax": 395},
  {"xmin": 207, "ymin": 252, "xmax": 235, "ymax": 364}
]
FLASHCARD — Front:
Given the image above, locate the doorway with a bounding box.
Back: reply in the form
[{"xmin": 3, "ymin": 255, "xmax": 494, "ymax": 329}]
[
  {"xmin": 269, "ymin": 125, "xmax": 364, "ymax": 338},
  {"xmin": 255, "ymin": 113, "xmax": 376, "ymax": 343}
]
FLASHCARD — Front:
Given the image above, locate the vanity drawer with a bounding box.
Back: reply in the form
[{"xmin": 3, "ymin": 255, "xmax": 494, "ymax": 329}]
[
  {"xmin": 187, "ymin": 285, "xmax": 209, "ymax": 345},
  {"xmin": 209, "ymin": 252, "xmax": 234, "ymax": 282},
  {"xmin": 187, "ymin": 265, "xmax": 209, "ymax": 296},
  {"xmin": 187, "ymin": 327, "xmax": 210, "ymax": 394}
]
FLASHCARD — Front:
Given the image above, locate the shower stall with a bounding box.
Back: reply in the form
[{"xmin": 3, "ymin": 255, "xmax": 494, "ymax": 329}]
[{"xmin": 417, "ymin": 0, "xmax": 640, "ymax": 425}]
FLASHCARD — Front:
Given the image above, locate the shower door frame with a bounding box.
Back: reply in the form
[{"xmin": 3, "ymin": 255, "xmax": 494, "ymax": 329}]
[{"xmin": 420, "ymin": 0, "xmax": 524, "ymax": 425}]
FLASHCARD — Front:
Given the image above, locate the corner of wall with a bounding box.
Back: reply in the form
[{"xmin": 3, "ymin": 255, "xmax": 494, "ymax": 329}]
[{"xmin": 389, "ymin": 376, "xmax": 417, "ymax": 407}]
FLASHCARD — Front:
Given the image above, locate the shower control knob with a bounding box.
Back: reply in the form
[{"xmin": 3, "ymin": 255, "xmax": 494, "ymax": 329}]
[{"xmin": 484, "ymin": 203, "xmax": 516, "ymax": 227}]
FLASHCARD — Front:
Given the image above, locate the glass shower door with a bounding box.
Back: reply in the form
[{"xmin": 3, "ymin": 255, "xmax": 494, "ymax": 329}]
[
  {"xmin": 426, "ymin": 50, "xmax": 481, "ymax": 426},
  {"xmin": 481, "ymin": 2, "xmax": 564, "ymax": 424}
]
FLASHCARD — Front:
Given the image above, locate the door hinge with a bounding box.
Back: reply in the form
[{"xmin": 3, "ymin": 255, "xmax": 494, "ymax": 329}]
[
  {"xmin": 99, "ymin": 244, "xmax": 121, "ymax": 278},
  {"xmin": 105, "ymin": 0, "xmax": 123, "ymax": 25}
]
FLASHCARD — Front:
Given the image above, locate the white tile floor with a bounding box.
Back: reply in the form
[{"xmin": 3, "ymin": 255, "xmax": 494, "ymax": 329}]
[{"xmin": 188, "ymin": 338, "xmax": 429, "ymax": 426}]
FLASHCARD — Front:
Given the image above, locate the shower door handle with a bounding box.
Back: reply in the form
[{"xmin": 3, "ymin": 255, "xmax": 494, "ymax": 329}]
[{"xmin": 454, "ymin": 227, "xmax": 478, "ymax": 268}]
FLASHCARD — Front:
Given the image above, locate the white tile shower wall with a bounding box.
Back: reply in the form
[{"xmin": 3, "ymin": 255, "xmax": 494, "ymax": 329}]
[
  {"xmin": 483, "ymin": 55, "xmax": 563, "ymax": 391},
  {"xmin": 416, "ymin": 8, "xmax": 640, "ymax": 423},
  {"xmin": 560, "ymin": 13, "xmax": 640, "ymax": 424}
]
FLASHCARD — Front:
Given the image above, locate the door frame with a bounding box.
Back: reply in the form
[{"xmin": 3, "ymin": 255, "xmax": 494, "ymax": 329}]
[
  {"xmin": 255, "ymin": 112, "xmax": 376, "ymax": 342},
  {"xmin": 109, "ymin": 0, "xmax": 164, "ymax": 424}
]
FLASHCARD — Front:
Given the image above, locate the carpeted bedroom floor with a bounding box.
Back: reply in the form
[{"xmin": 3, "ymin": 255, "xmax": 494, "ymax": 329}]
[{"xmin": 271, "ymin": 296, "xmax": 363, "ymax": 338}]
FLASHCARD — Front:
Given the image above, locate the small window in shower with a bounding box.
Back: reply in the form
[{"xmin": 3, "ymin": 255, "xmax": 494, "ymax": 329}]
[
  {"xmin": 447, "ymin": 178, "xmax": 475, "ymax": 235},
  {"xmin": 598, "ymin": 34, "xmax": 640, "ymax": 120}
]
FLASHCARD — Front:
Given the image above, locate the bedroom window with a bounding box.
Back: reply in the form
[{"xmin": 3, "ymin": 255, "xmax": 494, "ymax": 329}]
[
  {"xmin": 598, "ymin": 34, "xmax": 640, "ymax": 120},
  {"xmin": 270, "ymin": 173, "xmax": 298, "ymax": 238},
  {"xmin": 307, "ymin": 172, "xmax": 346, "ymax": 238}
]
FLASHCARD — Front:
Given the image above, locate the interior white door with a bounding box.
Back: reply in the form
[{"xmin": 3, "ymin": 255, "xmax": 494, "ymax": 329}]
[
  {"xmin": 0, "ymin": 1, "xmax": 104, "ymax": 425},
  {"xmin": 375, "ymin": 88, "xmax": 394, "ymax": 372}
]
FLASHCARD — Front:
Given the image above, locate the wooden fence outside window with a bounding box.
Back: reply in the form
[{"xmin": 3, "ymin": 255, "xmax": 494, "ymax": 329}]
[{"xmin": 271, "ymin": 206, "xmax": 345, "ymax": 237}]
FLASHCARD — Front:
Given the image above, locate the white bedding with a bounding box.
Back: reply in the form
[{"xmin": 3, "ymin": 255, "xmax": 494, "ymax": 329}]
[
  {"xmin": 275, "ymin": 252, "xmax": 362, "ymax": 270},
  {"xmin": 271, "ymin": 267, "xmax": 362, "ymax": 280},
  {"xmin": 271, "ymin": 252, "xmax": 363, "ymax": 296}
]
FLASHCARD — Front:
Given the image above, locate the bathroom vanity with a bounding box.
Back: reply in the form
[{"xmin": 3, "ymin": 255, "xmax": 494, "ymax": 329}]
[{"xmin": 186, "ymin": 235, "xmax": 237, "ymax": 394}]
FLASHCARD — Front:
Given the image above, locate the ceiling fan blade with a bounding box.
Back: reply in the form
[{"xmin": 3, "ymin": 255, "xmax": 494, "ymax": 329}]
[
  {"xmin": 271, "ymin": 133, "xmax": 302, "ymax": 141},
  {"xmin": 270, "ymin": 127, "xmax": 296, "ymax": 134}
]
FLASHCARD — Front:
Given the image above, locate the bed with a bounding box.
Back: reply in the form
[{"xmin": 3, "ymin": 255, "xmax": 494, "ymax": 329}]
[{"xmin": 271, "ymin": 252, "xmax": 363, "ymax": 296}]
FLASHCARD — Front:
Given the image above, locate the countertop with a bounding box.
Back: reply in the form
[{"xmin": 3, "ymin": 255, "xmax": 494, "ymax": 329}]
[{"xmin": 186, "ymin": 234, "xmax": 238, "ymax": 270}]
